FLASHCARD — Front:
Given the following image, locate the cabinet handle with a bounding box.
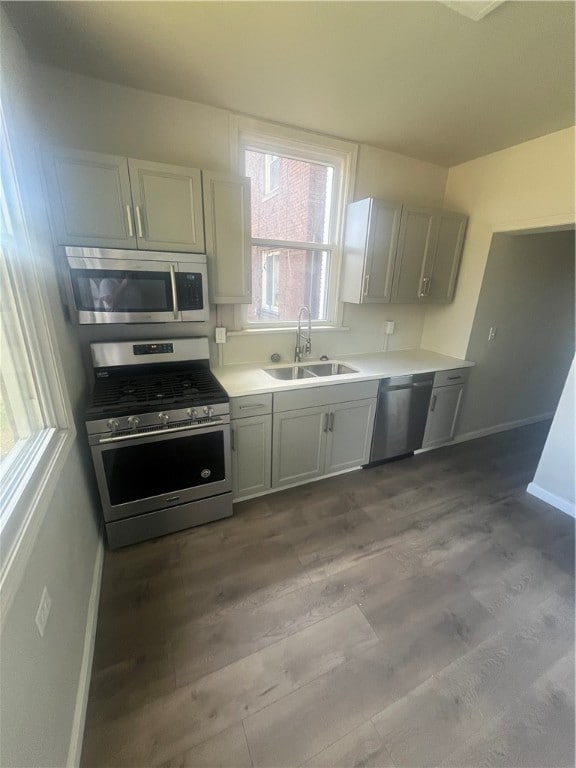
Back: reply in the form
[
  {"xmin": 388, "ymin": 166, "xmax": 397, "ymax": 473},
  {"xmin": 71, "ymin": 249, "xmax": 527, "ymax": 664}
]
[
  {"xmin": 447, "ymin": 375, "xmax": 462, "ymax": 381},
  {"xmin": 430, "ymin": 394, "xmax": 437, "ymax": 412},
  {"xmin": 239, "ymin": 403, "xmax": 266, "ymax": 410},
  {"xmin": 363, "ymin": 274, "xmax": 370, "ymax": 296},
  {"xmin": 426, "ymin": 276, "xmax": 432, "ymax": 296},
  {"xmin": 419, "ymin": 277, "xmax": 427, "ymax": 298},
  {"xmin": 231, "ymin": 428, "xmax": 235, "ymax": 451},
  {"xmin": 135, "ymin": 205, "xmax": 145, "ymax": 238},
  {"xmin": 125, "ymin": 205, "xmax": 134, "ymax": 238},
  {"xmin": 170, "ymin": 265, "xmax": 178, "ymax": 319},
  {"xmin": 328, "ymin": 412, "xmax": 335, "ymax": 432},
  {"xmin": 323, "ymin": 412, "xmax": 329, "ymax": 433}
]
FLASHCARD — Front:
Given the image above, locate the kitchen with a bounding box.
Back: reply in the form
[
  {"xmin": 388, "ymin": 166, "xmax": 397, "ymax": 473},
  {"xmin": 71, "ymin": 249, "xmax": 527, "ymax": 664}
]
[{"xmin": 0, "ymin": 2, "xmax": 574, "ymax": 767}]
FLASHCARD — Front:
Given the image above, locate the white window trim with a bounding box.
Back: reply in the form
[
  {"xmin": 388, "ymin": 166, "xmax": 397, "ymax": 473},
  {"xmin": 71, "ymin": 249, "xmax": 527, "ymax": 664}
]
[
  {"xmin": 0, "ymin": 110, "xmax": 76, "ymax": 616},
  {"xmin": 229, "ymin": 115, "xmax": 358, "ymax": 331}
]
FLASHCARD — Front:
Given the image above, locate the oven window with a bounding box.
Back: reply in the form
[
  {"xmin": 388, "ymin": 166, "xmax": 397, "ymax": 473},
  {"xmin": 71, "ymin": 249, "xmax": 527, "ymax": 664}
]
[
  {"xmin": 102, "ymin": 431, "xmax": 225, "ymax": 506},
  {"xmin": 70, "ymin": 269, "xmax": 173, "ymax": 313}
]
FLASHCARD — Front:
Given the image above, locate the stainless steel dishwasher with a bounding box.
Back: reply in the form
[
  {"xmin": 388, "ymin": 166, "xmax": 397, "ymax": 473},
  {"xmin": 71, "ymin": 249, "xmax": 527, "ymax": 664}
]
[{"xmin": 368, "ymin": 374, "xmax": 434, "ymax": 463}]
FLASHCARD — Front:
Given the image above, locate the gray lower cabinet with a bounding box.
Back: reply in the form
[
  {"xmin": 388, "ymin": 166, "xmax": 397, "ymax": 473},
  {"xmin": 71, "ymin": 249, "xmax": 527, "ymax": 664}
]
[
  {"xmin": 231, "ymin": 413, "xmax": 272, "ymax": 499},
  {"xmin": 272, "ymin": 397, "xmax": 377, "ymax": 488},
  {"xmin": 422, "ymin": 368, "xmax": 469, "ymax": 448},
  {"xmin": 325, "ymin": 399, "xmax": 377, "ymax": 474}
]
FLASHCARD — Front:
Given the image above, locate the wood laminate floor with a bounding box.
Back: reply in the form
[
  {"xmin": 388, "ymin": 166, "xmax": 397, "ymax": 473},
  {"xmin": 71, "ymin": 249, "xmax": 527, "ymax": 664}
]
[{"xmin": 81, "ymin": 423, "xmax": 575, "ymax": 768}]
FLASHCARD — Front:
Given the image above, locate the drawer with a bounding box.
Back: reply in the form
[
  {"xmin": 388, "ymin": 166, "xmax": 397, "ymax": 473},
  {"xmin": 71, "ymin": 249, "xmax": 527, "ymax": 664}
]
[
  {"xmin": 433, "ymin": 367, "xmax": 470, "ymax": 388},
  {"xmin": 230, "ymin": 393, "xmax": 273, "ymax": 419},
  {"xmin": 274, "ymin": 380, "xmax": 378, "ymax": 413}
]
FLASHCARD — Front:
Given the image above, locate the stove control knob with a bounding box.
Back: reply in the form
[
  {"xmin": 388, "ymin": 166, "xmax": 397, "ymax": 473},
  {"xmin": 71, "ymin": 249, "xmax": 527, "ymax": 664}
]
[
  {"xmin": 187, "ymin": 408, "xmax": 198, "ymax": 420},
  {"xmin": 158, "ymin": 412, "xmax": 170, "ymax": 425},
  {"xmin": 107, "ymin": 418, "xmax": 120, "ymax": 433},
  {"xmin": 203, "ymin": 406, "xmax": 214, "ymax": 418},
  {"xmin": 127, "ymin": 415, "xmax": 140, "ymax": 429}
]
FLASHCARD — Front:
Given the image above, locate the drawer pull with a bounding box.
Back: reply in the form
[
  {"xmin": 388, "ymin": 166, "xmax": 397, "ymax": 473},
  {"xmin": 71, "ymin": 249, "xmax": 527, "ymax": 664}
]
[
  {"xmin": 239, "ymin": 403, "xmax": 266, "ymax": 410},
  {"xmin": 447, "ymin": 375, "xmax": 462, "ymax": 380}
]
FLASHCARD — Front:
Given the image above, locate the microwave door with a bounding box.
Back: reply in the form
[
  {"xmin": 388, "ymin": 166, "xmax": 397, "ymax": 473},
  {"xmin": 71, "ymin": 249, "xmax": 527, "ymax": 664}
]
[{"xmin": 67, "ymin": 256, "xmax": 178, "ymax": 324}]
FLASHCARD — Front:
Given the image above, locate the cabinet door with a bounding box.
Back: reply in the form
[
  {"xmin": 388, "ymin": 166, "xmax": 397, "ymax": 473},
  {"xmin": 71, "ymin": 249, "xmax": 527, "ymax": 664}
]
[
  {"xmin": 43, "ymin": 149, "xmax": 136, "ymax": 248},
  {"xmin": 272, "ymin": 406, "xmax": 327, "ymax": 488},
  {"xmin": 128, "ymin": 159, "xmax": 205, "ymax": 252},
  {"xmin": 422, "ymin": 384, "xmax": 464, "ymax": 448},
  {"xmin": 231, "ymin": 414, "xmax": 272, "ymax": 499},
  {"xmin": 325, "ymin": 398, "xmax": 376, "ymax": 474},
  {"xmin": 423, "ymin": 213, "xmax": 467, "ymax": 303},
  {"xmin": 340, "ymin": 199, "xmax": 401, "ymax": 304},
  {"xmin": 203, "ymin": 171, "xmax": 252, "ymax": 304},
  {"xmin": 391, "ymin": 207, "xmax": 435, "ymax": 303},
  {"xmin": 364, "ymin": 201, "xmax": 402, "ymax": 302}
]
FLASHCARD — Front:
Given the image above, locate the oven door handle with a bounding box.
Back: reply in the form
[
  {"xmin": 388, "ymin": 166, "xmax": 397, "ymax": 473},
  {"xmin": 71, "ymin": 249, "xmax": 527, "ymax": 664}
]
[
  {"xmin": 170, "ymin": 265, "xmax": 179, "ymax": 320},
  {"xmin": 98, "ymin": 420, "xmax": 224, "ymax": 444}
]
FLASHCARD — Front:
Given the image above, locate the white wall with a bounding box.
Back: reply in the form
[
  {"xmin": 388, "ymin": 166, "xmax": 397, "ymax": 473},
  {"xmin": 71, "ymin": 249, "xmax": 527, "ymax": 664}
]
[
  {"xmin": 421, "ymin": 127, "xmax": 576, "ymax": 359},
  {"xmin": 456, "ymin": 230, "xmax": 574, "ymax": 437},
  {"xmin": 528, "ymin": 359, "xmax": 576, "ymax": 517},
  {"xmin": 31, "ymin": 64, "xmax": 449, "ymax": 366},
  {"xmin": 0, "ymin": 13, "xmax": 101, "ymax": 768}
]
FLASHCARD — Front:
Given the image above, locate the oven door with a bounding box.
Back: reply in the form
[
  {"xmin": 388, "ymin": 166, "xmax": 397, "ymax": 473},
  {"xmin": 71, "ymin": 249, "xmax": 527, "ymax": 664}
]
[{"xmin": 89, "ymin": 422, "xmax": 232, "ymax": 523}]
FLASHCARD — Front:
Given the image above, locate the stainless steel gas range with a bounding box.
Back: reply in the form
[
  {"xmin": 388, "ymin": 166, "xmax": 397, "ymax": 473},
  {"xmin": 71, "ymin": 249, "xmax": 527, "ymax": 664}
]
[{"xmin": 85, "ymin": 337, "xmax": 232, "ymax": 548}]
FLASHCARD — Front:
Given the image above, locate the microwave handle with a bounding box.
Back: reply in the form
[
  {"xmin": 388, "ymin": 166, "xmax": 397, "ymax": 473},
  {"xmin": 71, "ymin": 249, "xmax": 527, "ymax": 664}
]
[{"xmin": 170, "ymin": 265, "xmax": 179, "ymax": 319}]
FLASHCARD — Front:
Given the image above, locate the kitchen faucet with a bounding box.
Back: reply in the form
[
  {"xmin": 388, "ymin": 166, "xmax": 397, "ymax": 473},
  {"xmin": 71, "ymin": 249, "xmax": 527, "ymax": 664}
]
[{"xmin": 294, "ymin": 306, "xmax": 312, "ymax": 362}]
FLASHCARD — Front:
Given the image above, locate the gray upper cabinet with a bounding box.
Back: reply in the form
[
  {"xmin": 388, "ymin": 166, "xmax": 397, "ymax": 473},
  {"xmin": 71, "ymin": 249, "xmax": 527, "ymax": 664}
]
[
  {"xmin": 391, "ymin": 207, "xmax": 436, "ymax": 303},
  {"xmin": 43, "ymin": 149, "xmax": 136, "ymax": 249},
  {"xmin": 203, "ymin": 170, "xmax": 252, "ymax": 304},
  {"xmin": 127, "ymin": 159, "xmax": 204, "ymax": 252},
  {"xmin": 44, "ymin": 149, "xmax": 205, "ymax": 253},
  {"xmin": 340, "ymin": 199, "xmax": 402, "ymax": 304},
  {"xmin": 421, "ymin": 212, "xmax": 467, "ymax": 304},
  {"xmin": 340, "ymin": 197, "xmax": 467, "ymax": 306}
]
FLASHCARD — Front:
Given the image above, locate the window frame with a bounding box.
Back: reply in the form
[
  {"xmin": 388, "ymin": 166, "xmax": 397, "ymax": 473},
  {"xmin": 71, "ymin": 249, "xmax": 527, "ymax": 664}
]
[
  {"xmin": 231, "ymin": 117, "xmax": 358, "ymax": 330},
  {"xmin": 0, "ymin": 108, "xmax": 76, "ymax": 613}
]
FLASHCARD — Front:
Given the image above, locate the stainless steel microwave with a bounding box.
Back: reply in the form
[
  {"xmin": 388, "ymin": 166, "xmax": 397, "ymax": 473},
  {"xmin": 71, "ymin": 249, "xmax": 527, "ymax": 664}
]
[{"xmin": 63, "ymin": 247, "xmax": 209, "ymax": 324}]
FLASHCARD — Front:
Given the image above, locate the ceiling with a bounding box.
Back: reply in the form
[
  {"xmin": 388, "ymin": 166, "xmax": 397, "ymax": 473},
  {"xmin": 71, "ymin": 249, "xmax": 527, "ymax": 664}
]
[{"xmin": 4, "ymin": 1, "xmax": 575, "ymax": 167}]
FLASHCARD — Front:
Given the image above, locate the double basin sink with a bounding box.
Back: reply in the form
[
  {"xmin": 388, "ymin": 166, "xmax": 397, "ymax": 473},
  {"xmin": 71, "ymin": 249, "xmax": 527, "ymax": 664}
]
[{"xmin": 263, "ymin": 361, "xmax": 358, "ymax": 381}]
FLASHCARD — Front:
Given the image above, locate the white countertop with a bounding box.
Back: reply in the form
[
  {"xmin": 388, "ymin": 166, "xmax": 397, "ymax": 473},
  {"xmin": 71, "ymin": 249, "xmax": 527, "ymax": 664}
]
[{"xmin": 212, "ymin": 349, "xmax": 474, "ymax": 398}]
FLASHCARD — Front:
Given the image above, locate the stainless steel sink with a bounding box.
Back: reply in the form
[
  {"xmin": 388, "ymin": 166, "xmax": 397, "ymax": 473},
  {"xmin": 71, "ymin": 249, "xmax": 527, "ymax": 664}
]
[
  {"xmin": 263, "ymin": 366, "xmax": 316, "ymax": 380},
  {"xmin": 304, "ymin": 363, "xmax": 358, "ymax": 376},
  {"xmin": 263, "ymin": 362, "xmax": 358, "ymax": 380}
]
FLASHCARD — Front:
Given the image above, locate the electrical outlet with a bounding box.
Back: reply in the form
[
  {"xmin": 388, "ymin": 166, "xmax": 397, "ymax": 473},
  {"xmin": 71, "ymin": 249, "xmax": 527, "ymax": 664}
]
[
  {"xmin": 488, "ymin": 327, "xmax": 497, "ymax": 341},
  {"xmin": 35, "ymin": 587, "xmax": 52, "ymax": 638},
  {"xmin": 384, "ymin": 321, "xmax": 395, "ymax": 335},
  {"xmin": 215, "ymin": 327, "xmax": 227, "ymax": 344}
]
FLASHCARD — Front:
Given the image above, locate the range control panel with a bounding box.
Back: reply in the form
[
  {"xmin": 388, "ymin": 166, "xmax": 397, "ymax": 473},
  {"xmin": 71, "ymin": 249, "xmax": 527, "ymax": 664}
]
[{"xmin": 133, "ymin": 343, "xmax": 175, "ymax": 356}]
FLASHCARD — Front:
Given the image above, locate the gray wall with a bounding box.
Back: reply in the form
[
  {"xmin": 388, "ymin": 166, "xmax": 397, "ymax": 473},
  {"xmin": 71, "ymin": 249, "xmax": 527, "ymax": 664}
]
[
  {"xmin": 0, "ymin": 11, "xmax": 101, "ymax": 767},
  {"xmin": 457, "ymin": 229, "xmax": 575, "ymax": 436}
]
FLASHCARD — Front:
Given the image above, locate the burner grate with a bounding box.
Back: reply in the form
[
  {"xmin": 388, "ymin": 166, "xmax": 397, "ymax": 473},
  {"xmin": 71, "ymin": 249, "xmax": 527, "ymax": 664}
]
[{"xmin": 90, "ymin": 368, "xmax": 227, "ymax": 412}]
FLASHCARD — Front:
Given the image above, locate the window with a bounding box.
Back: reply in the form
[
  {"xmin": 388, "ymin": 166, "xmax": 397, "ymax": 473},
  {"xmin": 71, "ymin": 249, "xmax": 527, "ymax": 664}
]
[
  {"xmin": 0, "ymin": 108, "xmax": 74, "ymax": 591},
  {"xmin": 261, "ymin": 250, "xmax": 280, "ymax": 315},
  {"xmin": 238, "ymin": 123, "xmax": 356, "ymax": 327},
  {"xmin": 264, "ymin": 154, "xmax": 280, "ymax": 196}
]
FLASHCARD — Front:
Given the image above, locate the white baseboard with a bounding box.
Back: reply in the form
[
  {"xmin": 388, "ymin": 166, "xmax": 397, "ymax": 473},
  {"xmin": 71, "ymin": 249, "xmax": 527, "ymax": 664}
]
[
  {"xmin": 527, "ymin": 482, "xmax": 576, "ymax": 518},
  {"xmin": 66, "ymin": 539, "xmax": 104, "ymax": 768},
  {"xmin": 452, "ymin": 412, "xmax": 554, "ymax": 445}
]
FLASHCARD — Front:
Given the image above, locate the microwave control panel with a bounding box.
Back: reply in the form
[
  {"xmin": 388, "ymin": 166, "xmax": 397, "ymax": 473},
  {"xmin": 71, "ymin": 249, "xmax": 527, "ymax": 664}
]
[{"xmin": 177, "ymin": 273, "xmax": 204, "ymax": 310}]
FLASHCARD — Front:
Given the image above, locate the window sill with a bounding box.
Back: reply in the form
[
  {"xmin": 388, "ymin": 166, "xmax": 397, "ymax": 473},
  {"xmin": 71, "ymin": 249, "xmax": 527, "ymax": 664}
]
[
  {"xmin": 228, "ymin": 325, "xmax": 351, "ymax": 337},
  {"xmin": 0, "ymin": 425, "xmax": 76, "ymax": 616}
]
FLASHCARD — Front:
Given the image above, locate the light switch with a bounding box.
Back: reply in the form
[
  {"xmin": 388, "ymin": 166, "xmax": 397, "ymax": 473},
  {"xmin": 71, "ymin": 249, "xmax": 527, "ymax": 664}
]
[{"xmin": 215, "ymin": 327, "xmax": 227, "ymax": 344}]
